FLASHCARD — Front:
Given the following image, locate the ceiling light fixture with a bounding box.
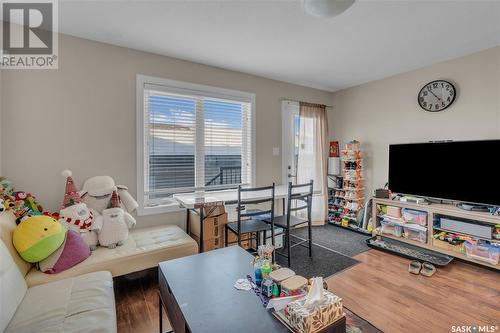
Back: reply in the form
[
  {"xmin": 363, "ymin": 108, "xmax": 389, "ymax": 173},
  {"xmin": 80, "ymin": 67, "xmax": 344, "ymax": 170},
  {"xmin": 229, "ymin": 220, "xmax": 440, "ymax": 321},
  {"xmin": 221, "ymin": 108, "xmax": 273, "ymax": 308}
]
[{"xmin": 303, "ymin": 0, "xmax": 355, "ymax": 18}]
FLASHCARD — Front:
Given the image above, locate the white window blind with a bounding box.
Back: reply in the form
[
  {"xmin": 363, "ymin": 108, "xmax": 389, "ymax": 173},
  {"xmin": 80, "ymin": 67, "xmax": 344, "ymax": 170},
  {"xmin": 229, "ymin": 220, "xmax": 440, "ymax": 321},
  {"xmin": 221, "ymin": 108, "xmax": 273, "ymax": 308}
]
[{"xmin": 139, "ymin": 77, "xmax": 254, "ymax": 211}]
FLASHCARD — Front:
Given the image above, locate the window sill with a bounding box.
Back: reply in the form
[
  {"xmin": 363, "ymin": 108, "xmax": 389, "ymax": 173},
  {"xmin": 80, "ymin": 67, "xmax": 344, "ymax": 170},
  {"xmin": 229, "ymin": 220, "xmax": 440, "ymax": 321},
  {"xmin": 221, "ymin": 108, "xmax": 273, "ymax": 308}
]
[{"xmin": 137, "ymin": 201, "xmax": 185, "ymax": 216}]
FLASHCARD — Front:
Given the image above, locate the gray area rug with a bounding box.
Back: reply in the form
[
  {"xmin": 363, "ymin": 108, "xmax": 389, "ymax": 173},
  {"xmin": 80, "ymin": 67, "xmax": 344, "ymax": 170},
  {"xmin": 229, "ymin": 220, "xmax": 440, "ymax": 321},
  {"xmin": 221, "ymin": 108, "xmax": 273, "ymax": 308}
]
[
  {"xmin": 291, "ymin": 224, "xmax": 371, "ymax": 257},
  {"xmin": 276, "ymin": 243, "xmax": 359, "ymax": 279}
]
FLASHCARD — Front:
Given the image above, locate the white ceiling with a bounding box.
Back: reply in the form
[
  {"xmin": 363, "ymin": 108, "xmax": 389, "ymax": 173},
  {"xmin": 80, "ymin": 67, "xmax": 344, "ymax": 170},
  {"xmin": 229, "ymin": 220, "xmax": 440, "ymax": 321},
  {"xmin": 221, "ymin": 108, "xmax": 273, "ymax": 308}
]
[{"xmin": 59, "ymin": 0, "xmax": 500, "ymax": 92}]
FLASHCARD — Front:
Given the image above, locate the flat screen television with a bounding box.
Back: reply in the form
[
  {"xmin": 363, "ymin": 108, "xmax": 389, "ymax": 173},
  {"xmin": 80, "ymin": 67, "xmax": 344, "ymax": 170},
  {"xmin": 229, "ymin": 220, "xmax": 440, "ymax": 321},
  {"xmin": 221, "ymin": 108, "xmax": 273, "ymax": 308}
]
[{"xmin": 388, "ymin": 140, "xmax": 500, "ymax": 206}]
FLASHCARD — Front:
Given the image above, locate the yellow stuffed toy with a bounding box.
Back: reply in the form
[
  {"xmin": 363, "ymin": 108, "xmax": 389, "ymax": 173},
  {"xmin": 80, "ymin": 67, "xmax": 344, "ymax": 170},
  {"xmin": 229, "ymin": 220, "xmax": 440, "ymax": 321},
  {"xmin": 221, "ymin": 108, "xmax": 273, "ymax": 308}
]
[{"xmin": 13, "ymin": 215, "xmax": 66, "ymax": 263}]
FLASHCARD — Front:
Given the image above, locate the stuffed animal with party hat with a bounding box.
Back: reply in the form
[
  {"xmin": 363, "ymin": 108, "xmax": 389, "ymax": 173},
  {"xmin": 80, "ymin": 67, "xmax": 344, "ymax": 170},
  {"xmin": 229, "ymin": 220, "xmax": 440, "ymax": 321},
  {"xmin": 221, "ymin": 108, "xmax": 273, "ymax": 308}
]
[
  {"xmin": 98, "ymin": 189, "xmax": 135, "ymax": 249},
  {"xmin": 58, "ymin": 170, "xmax": 102, "ymax": 250}
]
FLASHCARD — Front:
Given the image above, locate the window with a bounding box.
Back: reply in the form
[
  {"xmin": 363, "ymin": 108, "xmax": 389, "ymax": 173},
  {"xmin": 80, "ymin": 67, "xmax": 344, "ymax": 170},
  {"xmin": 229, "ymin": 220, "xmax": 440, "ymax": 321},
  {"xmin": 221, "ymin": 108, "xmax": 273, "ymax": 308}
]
[{"xmin": 137, "ymin": 75, "xmax": 255, "ymax": 215}]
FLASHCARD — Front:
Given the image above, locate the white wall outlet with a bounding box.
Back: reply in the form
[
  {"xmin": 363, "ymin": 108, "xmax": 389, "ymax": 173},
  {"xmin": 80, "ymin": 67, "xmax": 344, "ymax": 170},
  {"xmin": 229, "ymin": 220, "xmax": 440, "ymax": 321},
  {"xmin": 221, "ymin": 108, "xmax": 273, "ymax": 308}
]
[{"xmin": 272, "ymin": 147, "xmax": 280, "ymax": 156}]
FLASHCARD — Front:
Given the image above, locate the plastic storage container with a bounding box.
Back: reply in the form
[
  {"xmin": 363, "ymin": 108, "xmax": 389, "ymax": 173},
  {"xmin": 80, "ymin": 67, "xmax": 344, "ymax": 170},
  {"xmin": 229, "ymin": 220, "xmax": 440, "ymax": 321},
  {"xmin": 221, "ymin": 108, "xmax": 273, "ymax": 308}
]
[
  {"xmin": 402, "ymin": 208, "xmax": 427, "ymax": 226},
  {"xmin": 403, "ymin": 224, "xmax": 427, "ymax": 243},
  {"xmin": 464, "ymin": 241, "xmax": 500, "ymax": 265},
  {"xmin": 386, "ymin": 206, "xmax": 402, "ymax": 219},
  {"xmin": 380, "ymin": 220, "xmax": 403, "ymax": 237}
]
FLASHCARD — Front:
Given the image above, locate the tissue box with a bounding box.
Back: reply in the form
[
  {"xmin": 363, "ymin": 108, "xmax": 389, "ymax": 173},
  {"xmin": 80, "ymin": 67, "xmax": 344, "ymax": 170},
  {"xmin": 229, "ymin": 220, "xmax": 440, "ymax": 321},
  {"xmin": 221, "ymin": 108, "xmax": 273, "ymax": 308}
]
[{"xmin": 285, "ymin": 291, "xmax": 344, "ymax": 333}]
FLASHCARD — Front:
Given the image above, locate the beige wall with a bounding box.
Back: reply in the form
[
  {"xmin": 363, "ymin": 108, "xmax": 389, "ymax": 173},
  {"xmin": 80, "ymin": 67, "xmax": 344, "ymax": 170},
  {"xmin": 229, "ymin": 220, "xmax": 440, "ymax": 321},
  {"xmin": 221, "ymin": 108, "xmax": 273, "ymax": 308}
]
[
  {"xmin": 330, "ymin": 46, "xmax": 500, "ymax": 198},
  {"xmin": 0, "ymin": 33, "xmax": 332, "ymax": 227}
]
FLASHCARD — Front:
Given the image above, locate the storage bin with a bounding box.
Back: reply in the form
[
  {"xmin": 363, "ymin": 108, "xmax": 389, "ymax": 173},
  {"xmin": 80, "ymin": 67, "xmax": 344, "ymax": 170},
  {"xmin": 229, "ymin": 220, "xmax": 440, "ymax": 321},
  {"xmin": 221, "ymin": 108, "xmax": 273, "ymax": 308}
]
[
  {"xmin": 386, "ymin": 206, "xmax": 402, "ymax": 219},
  {"xmin": 402, "ymin": 224, "xmax": 427, "ymax": 243},
  {"xmin": 380, "ymin": 220, "xmax": 403, "ymax": 237},
  {"xmin": 464, "ymin": 241, "xmax": 500, "ymax": 265},
  {"xmin": 432, "ymin": 239, "xmax": 465, "ymax": 254},
  {"xmin": 402, "ymin": 208, "xmax": 427, "ymax": 226},
  {"xmin": 377, "ymin": 205, "xmax": 388, "ymax": 215}
]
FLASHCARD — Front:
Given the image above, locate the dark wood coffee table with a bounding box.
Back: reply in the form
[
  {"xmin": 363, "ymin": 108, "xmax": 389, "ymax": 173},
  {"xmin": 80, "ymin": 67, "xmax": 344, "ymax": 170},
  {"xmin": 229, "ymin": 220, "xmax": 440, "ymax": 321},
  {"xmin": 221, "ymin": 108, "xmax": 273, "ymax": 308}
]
[{"xmin": 158, "ymin": 246, "xmax": 346, "ymax": 333}]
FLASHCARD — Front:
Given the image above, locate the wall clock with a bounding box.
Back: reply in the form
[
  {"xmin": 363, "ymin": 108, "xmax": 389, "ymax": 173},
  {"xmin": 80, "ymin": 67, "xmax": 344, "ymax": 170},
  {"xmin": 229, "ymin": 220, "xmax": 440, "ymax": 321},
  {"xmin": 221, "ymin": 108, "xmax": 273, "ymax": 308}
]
[{"xmin": 418, "ymin": 80, "xmax": 456, "ymax": 112}]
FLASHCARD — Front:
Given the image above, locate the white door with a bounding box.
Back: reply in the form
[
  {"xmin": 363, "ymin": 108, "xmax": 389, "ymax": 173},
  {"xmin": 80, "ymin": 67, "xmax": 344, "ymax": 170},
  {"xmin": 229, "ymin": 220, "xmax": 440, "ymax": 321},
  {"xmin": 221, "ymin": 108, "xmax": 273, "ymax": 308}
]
[
  {"xmin": 282, "ymin": 100, "xmax": 326, "ymax": 224},
  {"xmin": 281, "ymin": 101, "xmax": 300, "ymax": 186}
]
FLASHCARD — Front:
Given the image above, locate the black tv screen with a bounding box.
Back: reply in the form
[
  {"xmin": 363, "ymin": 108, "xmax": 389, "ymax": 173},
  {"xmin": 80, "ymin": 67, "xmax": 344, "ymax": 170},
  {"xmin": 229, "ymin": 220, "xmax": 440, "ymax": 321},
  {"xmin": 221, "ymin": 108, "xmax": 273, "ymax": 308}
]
[{"xmin": 389, "ymin": 140, "xmax": 500, "ymax": 206}]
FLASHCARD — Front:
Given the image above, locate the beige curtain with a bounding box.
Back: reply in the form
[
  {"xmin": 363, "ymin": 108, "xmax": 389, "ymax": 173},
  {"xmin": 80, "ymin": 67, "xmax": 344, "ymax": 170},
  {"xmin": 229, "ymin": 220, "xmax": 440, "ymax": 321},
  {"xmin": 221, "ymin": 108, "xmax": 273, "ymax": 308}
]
[{"xmin": 297, "ymin": 102, "xmax": 329, "ymax": 222}]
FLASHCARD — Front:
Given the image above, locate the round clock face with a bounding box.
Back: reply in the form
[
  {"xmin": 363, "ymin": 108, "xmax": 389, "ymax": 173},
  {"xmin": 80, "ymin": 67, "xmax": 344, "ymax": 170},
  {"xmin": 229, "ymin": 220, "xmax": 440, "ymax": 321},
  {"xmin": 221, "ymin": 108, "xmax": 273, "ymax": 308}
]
[{"xmin": 418, "ymin": 80, "xmax": 456, "ymax": 112}]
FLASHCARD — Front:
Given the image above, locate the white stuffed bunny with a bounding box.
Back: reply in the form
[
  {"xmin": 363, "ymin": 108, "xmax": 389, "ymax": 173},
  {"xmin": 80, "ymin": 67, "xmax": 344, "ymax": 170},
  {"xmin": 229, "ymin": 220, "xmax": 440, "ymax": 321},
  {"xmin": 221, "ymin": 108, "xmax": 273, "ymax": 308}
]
[
  {"xmin": 98, "ymin": 190, "xmax": 135, "ymax": 248},
  {"xmin": 80, "ymin": 175, "xmax": 138, "ymax": 214}
]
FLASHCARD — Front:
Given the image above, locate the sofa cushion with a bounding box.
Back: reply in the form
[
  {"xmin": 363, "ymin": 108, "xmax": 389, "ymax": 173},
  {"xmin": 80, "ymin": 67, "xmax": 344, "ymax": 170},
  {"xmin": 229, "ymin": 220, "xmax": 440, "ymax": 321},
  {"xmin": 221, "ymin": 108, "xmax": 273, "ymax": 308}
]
[
  {"xmin": 5, "ymin": 271, "xmax": 116, "ymax": 333},
  {"xmin": 0, "ymin": 211, "xmax": 31, "ymax": 276},
  {"xmin": 25, "ymin": 224, "xmax": 198, "ymax": 286},
  {"xmin": 0, "ymin": 240, "xmax": 27, "ymax": 333}
]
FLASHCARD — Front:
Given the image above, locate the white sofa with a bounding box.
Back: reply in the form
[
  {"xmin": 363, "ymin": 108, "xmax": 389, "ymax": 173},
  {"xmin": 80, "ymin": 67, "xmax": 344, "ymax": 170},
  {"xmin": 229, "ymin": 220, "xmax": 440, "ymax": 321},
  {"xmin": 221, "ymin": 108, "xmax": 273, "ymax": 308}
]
[{"xmin": 0, "ymin": 211, "xmax": 198, "ymax": 332}]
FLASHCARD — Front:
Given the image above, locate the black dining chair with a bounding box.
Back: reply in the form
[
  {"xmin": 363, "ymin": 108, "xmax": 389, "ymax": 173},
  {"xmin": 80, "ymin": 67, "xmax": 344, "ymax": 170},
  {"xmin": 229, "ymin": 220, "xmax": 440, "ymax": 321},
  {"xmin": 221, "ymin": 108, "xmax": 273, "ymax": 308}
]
[
  {"xmin": 264, "ymin": 180, "xmax": 313, "ymax": 267},
  {"xmin": 225, "ymin": 184, "xmax": 275, "ymax": 253}
]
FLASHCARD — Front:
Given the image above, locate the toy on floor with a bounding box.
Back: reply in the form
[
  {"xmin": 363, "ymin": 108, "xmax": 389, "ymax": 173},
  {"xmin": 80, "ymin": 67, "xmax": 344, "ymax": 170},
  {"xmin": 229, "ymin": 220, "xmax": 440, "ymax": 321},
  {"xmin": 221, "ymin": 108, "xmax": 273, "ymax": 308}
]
[
  {"xmin": 98, "ymin": 190, "xmax": 136, "ymax": 248},
  {"xmin": 13, "ymin": 215, "xmax": 66, "ymax": 263},
  {"xmin": 58, "ymin": 170, "xmax": 102, "ymax": 250},
  {"xmin": 81, "ymin": 175, "xmax": 138, "ymax": 214}
]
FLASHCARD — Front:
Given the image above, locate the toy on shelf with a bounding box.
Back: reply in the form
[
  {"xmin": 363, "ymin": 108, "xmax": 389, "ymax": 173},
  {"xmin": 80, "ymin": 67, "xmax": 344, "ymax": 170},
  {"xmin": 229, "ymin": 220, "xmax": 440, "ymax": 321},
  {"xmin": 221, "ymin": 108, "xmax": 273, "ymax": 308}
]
[
  {"xmin": 0, "ymin": 197, "xmax": 10, "ymax": 213},
  {"xmin": 328, "ymin": 140, "xmax": 369, "ymax": 233},
  {"xmin": 0, "ymin": 176, "xmax": 44, "ymax": 223},
  {"xmin": 58, "ymin": 170, "xmax": 101, "ymax": 250},
  {"xmin": 0, "ymin": 177, "xmax": 14, "ymax": 197}
]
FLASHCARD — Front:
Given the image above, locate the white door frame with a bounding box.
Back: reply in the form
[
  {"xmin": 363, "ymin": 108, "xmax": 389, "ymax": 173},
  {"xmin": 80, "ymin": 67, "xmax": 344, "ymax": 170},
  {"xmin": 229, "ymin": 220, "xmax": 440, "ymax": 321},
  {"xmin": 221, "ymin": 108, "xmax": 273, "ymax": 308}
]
[{"xmin": 281, "ymin": 100, "xmax": 299, "ymax": 186}]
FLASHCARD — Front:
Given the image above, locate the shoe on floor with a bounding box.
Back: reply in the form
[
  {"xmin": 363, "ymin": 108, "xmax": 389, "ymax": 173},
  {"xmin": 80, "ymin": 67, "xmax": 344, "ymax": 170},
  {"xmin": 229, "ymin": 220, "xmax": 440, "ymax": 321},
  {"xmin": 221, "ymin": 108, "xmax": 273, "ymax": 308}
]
[
  {"xmin": 420, "ymin": 262, "xmax": 436, "ymax": 277},
  {"xmin": 408, "ymin": 260, "xmax": 422, "ymax": 274}
]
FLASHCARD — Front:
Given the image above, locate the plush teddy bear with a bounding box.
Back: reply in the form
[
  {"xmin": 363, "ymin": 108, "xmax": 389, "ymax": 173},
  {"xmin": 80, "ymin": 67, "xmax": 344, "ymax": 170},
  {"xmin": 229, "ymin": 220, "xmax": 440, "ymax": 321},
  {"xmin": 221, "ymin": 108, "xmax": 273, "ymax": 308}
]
[
  {"xmin": 80, "ymin": 175, "xmax": 138, "ymax": 214},
  {"xmin": 58, "ymin": 170, "xmax": 101, "ymax": 250},
  {"xmin": 98, "ymin": 190, "xmax": 136, "ymax": 248}
]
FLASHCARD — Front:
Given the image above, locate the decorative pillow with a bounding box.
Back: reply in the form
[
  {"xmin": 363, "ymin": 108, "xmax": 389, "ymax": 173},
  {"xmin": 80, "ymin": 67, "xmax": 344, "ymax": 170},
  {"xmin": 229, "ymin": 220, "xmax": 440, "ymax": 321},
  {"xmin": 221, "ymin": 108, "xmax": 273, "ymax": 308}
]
[
  {"xmin": 13, "ymin": 215, "xmax": 66, "ymax": 263},
  {"xmin": 39, "ymin": 230, "xmax": 91, "ymax": 274}
]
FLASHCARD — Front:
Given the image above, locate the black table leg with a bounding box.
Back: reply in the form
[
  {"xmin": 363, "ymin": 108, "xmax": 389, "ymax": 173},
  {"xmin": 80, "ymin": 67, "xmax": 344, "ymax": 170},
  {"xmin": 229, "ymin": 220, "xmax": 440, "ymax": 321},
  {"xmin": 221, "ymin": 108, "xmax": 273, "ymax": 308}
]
[
  {"xmin": 159, "ymin": 293, "xmax": 163, "ymax": 333},
  {"xmin": 185, "ymin": 208, "xmax": 190, "ymax": 234},
  {"xmin": 282, "ymin": 197, "xmax": 286, "ymax": 215},
  {"xmin": 158, "ymin": 292, "xmax": 173, "ymax": 333}
]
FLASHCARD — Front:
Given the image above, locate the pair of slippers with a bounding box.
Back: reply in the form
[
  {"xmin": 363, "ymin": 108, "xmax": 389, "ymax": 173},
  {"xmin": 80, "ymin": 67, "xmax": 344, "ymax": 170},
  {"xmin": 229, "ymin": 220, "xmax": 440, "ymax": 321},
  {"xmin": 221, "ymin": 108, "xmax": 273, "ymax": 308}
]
[{"xmin": 409, "ymin": 261, "xmax": 436, "ymax": 277}]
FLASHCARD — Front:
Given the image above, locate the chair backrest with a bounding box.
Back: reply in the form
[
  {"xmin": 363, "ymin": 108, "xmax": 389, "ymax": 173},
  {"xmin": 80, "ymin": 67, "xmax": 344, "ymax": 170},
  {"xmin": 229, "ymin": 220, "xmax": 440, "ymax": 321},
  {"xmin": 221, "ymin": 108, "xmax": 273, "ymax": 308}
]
[
  {"xmin": 287, "ymin": 180, "xmax": 314, "ymax": 218},
  {"xmin": 237, "ymin": 183, "xmax": 275, "ymax": 227}
]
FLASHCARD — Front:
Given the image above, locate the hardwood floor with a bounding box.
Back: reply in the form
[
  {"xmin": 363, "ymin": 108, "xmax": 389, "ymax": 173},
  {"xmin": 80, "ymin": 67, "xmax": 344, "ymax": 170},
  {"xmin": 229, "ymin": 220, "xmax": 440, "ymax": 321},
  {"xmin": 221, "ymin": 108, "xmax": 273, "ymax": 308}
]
[
  {"xmin": 326, "ymin": 250, "xmax": 500, "ymax": 333},
  {"xmin": 115, "ymin": 250, "xmax": 499, "ymax": 333},
  {"xmin": 114, "ymin": 269, "xmax": 171, "ymax": 333}
]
